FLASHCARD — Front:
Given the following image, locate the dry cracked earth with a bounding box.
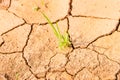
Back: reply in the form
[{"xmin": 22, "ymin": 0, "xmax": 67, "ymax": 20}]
[{"xmin": 0, "ymin": 0, "xmax": 120, "ymax": 80}]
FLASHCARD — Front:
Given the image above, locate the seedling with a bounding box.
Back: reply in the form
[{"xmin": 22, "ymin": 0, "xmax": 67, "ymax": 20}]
[{"xmin": 41, "ymin": 12, "xmax": 71, "ymax": 49}]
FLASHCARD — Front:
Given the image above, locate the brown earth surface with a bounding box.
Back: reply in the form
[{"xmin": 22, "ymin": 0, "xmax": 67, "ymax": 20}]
[{"xmin": 0, "ymin": 0, "xmax": 120, "ymax": 80}]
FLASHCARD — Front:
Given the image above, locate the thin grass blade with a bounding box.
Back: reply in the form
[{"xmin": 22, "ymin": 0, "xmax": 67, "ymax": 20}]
[
  {"xmin": 41, "ymin": 12, "xmax": 59, "ymax": 37},
  {"xmin": 55, "ymin": 22, "xmax": 63, "ymax": 39}
]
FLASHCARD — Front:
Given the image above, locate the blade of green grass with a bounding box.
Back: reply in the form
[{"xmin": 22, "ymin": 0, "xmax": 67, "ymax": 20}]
[
  {"xmin": 55, "ymin": 22, "xmax": 62, "ymax": 39},
  {"xmin": 41, "ymin": 12, "xmax": 59, "ymax": 38}
]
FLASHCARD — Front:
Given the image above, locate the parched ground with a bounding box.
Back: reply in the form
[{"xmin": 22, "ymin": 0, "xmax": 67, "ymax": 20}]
[{"xmin": 0, "ymin": 0, "xmax": 120, "ymax": 80}]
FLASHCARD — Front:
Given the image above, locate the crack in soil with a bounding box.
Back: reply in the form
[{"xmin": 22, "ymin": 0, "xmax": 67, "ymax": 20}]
[
  {"xmin": 85, "ymin": 19, "xmax": 120, "ymax": 65},
  {"xmin": 69, "ymin": 24, "xmax": 119, "ymax": 49},
  {"xmin": 86, "ymin": 22, "xmax": 119, "ymax": 48},
  {"xmin": 73, "ymin": 67, "xmax": 86, "ymax": 78},
  {"xmin": 88, "ymin": 46, "xmax": 120, "ymax": 80},
  {"xmin": 7, "ymin": 0, "xmax": 73, "ymax": 25},
  {"xmin": 101, "ymin": 54, "xmax": 120, "ymax": 66},
  {"xmin": 91, "ymin": 49, "xmax": 120, "ymax": 80},
  {"xmin": 44, "ymin": 53, "xmax": 57, "ymax": 80},
  {"xmin": 89, "ymin": 44, "xmax": 109, "ymax": 52},
  {"xmin": 45, "ymin": 52, "xmax": 73, "ymax": 79},
  {"xmin": 66, "ymin": 17, "xmax": 75, "ymax": 50},
  {"xmin": 90, "ymin": 45, "xmax": 120, "ymax": 65},
  {"xmin": 64, "ymin": 50, "xmax": 74, "ymax": 77},
  {"xmin": 116, "ymin": 19, "xmax": 120, "ymax": 31},
  {"xmin": 1, "ymin": 23, "xmax": 25, "ymax": 36},
  {"xmin": 47, "ymin": 53, "xmax": 58, "ymax": 72},
  {"xmin": 0, "ymin": 39, "xmax": 4, "ymax": 47},
  {"xmin": 64, "ymin": 68, "xmax": 74, "ymax": 78},
  {"xmin": 115, "ymin": 69, "xmax": 120, "ymax": 80},
  {"xmin": 21, "ymin": 24, "xmax": 39, "ymax": 79},
  {"xmin": 7, "ymin": 10, "xmax": 27, "ymax": 23},
  {"xmin": 31, "ymin": 15, "xmax": 68, "ymax": 26},
  {"xmin": 93, "ymin": 50, "xmax": 120, "ymax": 80},
  {"xmin": 90, "ymin": 47, "xmax": 120, "ymax": 66},
  {"xmin": 0, "ymin": 51, "xmax": 22, "ymax": 54},
  {"xmin": 65, "ymin": 48, "xmax": 100, "ymax": 77},
  {"xmin": 0, "ymin": 0, "xmax": 11, "ymax": 10},
  {"xmin": 67, "ymin": 46, "xmax": 120, "ymax": 80},
  {"xmin": 68, "ymin": 0, "xmax": 73, "ymax": 15},
  {"xmin": 99, "ymin": 54, "xmax": 120, "ymax": 80},
  {"xmin": 6, "ymin": 0, "xmax": 11, "ymax": 10},
  {"xmin": 73, "ymin": 68, "xmax": 102, "ymax": 80},
  {"xmin": 72, "ymin": 15, "xmax": 118, "ymax": 20},
  {"xmin": 8, "ymin": 8, "xmax": 69, "ymax": 25},
  {"xmin": 40, "ymin": 15, "xmax": 68, "ymax": 26}
]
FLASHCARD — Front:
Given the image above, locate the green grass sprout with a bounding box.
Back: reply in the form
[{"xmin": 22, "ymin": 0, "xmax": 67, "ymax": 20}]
[{"xmin": 41, "ymin": 12, "xmax": 71, "ymax": 49}]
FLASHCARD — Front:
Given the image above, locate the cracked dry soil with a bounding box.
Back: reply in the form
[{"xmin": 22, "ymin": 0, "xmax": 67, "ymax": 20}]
[{"xmin": 0, "ymin": 0, "xmax": 120, "ymax": 80}]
